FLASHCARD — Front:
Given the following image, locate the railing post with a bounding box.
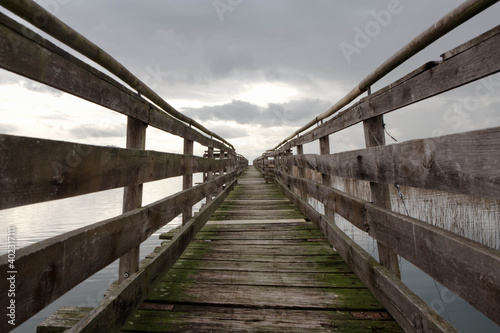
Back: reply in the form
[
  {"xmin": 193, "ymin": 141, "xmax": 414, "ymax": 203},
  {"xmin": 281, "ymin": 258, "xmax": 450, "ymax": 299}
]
[
  {"xmin": 182, "ymin": 138, "xmax": 194, "ymax": 225},
  {"xmin": 119, "ymin": 116, "xmax": 147, "ymax": 283},
  {"xmin": 206, "ymin": 146, "xmax": 214, "ymax": 203},
  {"xmin": 296, "ymin": 145, "xmax": 307, "ymax": 200},
  {"xmin": 319, "ymin": 136, "xmax": 335, "ymax": 222},
  {"xmin": 363, "ymin": 115, "xmax": 401, "ymax": 278}
]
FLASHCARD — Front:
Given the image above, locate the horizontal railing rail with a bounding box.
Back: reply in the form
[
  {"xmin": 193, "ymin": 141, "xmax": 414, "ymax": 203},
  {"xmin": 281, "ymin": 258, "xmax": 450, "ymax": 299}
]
[
  {"xmin": 272, "ymin": 0, "xmax": 499, "ymax": 150},
  {"xmin": 0, "ymin": 0, "xmax": 233, "ymax": 149},
  {"xmin": 255, "ymin": 13, "xmax": 500, "ymax": 332},
  {"xmin": 0, "ymin": 2, "xmax": 248, "ymax": 331},
  {"xmin": 0, "ymin": 134, "xmax": 238, "ymax": 210}
]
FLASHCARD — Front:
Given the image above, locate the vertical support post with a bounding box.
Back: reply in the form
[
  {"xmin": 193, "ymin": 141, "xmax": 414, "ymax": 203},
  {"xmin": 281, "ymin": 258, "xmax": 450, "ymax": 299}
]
[
  {"xmin": 182, "ymin": 138, "xmax": 194, "ymax": 225},
  {"xmin": 363, "ymin": 115, "xmax": 401, "ymax": 278},
  {"xmin": 119, "ymin": 117, "xmax": 147, "ymax": 283},
  {"xmin": 206, "ymin": 146, "xmax": 214, "ymax": 203},
  {"xmin": 296, "ymin": 145, "xmax": 307, "ymax": 200},
  {"xmin": 319, "ymin": 136, "xmax": 335, "ymax": 221}
]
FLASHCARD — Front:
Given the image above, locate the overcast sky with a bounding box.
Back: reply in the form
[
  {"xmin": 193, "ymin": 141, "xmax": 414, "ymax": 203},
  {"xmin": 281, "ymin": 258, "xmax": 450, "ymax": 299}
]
[{"xmin": 0, "ymin": 0, "xmax": 499, "ymax": 161}]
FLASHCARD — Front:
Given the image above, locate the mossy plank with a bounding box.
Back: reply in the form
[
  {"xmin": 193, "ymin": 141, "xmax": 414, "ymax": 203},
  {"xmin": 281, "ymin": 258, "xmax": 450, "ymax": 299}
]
[
  {"xmin": 162, "ymin": 268, "xmax": 365, "ymax": 288},
  {"xmin": 147, "ymin": 282, "xmax": 384, "ymax": 310},
  {"xmin": 171, "ymin": 258, "xmax": 352, "ymax": 273},
  {"xmin": 37, "ymin": 307, "xmax": 93, "ymax": 333},
  {"xmin": 121, "ymin": 166, "xmax": 401, "ymax": 332},
  {"xmin": 121, "ymin": 307, "xmax": 402, "ymax": 332}
]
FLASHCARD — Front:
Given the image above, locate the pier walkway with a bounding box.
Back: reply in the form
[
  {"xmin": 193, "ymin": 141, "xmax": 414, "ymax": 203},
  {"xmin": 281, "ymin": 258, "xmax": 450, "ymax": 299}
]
[
  {"xmin": 119, "ymin": 166, "xmax": 401, "ymax": 332},
  {"xmin": 2, "ymin": 2, "xmax": 499, "ymax": 331}
]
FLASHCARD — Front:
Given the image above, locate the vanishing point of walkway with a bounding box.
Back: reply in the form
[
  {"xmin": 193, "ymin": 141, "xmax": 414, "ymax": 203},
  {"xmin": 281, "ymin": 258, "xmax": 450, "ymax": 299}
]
[{"xmin": 121, "ymin": 166, "xmax": 402, "ymax": 332}]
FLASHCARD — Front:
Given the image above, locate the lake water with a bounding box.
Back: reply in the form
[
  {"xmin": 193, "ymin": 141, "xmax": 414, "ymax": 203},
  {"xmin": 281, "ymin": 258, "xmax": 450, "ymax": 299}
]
[{"xmin": 1, "ymin": 174, "xmax": 499, "ymax": 332}]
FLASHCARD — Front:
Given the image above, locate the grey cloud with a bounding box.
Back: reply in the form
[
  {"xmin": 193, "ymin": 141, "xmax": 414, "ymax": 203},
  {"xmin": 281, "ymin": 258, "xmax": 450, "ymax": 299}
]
[
  {"xmin": 183, "ymin": 98, "xmax": 330, "ymax": 128},
  {"xmin": 69, "ymin": 123, "xmax": 125, "ymax": 139}
]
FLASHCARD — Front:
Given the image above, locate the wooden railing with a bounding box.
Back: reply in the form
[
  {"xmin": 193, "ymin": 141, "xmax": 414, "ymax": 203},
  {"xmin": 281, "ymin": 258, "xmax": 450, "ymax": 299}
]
[
  {"xmin": 254, "ymin": 12, "xmax": 500, "ymax": 333},
  {"xmin": 0, "ymin": 4, "xmax": 247, "ymax": 332}
]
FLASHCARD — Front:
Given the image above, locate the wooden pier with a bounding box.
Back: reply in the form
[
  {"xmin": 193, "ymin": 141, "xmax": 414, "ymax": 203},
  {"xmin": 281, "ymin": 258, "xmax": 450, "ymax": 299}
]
[
  {"xmin": 40, "ymin": 166, "xmax": 402, "ymax": 332},
  {"xmin": 1, "ymin": 2, "xmax": 499, "ymax": 332}
]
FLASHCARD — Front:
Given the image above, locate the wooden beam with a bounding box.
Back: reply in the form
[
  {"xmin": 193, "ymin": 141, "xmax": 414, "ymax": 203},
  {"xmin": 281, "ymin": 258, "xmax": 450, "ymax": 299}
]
[
  {"xmin": 282, "ymin": 126, "xmax": 500, "ymax": 199},
  {"xmin": 206, "ymin": 147, "xmax": 214, "ymax": 203},
  {"xmin": 363, "ymin": 115, "xmax": 400, "ymax": 278},
  {"xmin": 274, "ymin": 170, "xmax": 500, "ymax": 325},
  {"xmin": 319, "ymin": 136, "xmax": 335, "ymax": 221},
  {"xmin": 277, "ymin": 24, "xmax": 500, "ymax": 153},
  {"xmin": 0, "ymin": 171, "xmax": 239, "ymax": 330},
  {"xmin": 119, "ymin": 117, "xmax": 147, "ymax": 283},
  {"xmin": 66, "ymin": 179, "xmax": 238, "ymax": 332},
  {"xmin": 182, "ymin": 139, "xmax": 194, "ymax": 225},
  {"xmin": 274, "ymin": 176, "xmax": 456, "ymax": 332},
  {"xmin": 0, "ymin": 134, "xmax": 234, "ymax": 210},
  {"xmin": 0, "ymin": 12, "xmax": 232, "ymax": 152}
]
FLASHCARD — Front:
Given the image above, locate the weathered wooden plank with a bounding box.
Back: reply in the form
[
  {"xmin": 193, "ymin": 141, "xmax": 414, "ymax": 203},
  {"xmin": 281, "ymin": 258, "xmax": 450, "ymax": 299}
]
[
  {"xmin": 0, "ymin": 134, "xmax": 235, "ymax": 209},
  {"xmin": 284, "ymin": 126, "xmax": 500, "ymax": 199},
  {"xmin": 148, "ymin": 282, "xmax": 384, "ymax": 310},
  {"xmin": 0, "ymin": 12, "xmax": 232, "ymax": 152},
  {"xmin": 42, "ymin": 306, "xmax": 402, "ymax": 333},
  {"xmin": 363, "ymin": 115, "xmax": 401, "ymax": 278},
  {"xmin": 174, "ymin": 252, "xmax": 339, "ymax": 263},
  {"xmin": 193, "ymin": 229, "xmax": 325, "ymax": 240},
  {"xmin": 170, "ymin": 259, "xmax": 351, "ymax": 273},
  {"xmin": 119, "ymin": 117, "xmax": 147, "ymax": 283},
  {"xmin": 62, "ymin": 178, "xmax": 239, "ymax": 333},
  {"xmin": 162, "ymin": 269, "xmax": 363, "ymax": 288},
  {"xmin": 182, "ymin": 139, "xmax": 194, "ymax": 225},
  {"xmin": 0, "ymin": 171, "xmax": 239, "ymax": 330},
  {"xmin": 279, "ymin": 24, "xmax": 500, "ymax": 152},
  {"xmin": 206, "ymin": 219, "xmax": 307, "ymax": 225},
  {"xmin": 274, "ymin": 177, "xmax": 456, "ymax": 332},
  {"xmin": 182, "ymin": 243, "xmax": 336, "ymax": 256},
  {"xmin": 274, "ymin": 170, "xmax": 500, "ymax": 325}
]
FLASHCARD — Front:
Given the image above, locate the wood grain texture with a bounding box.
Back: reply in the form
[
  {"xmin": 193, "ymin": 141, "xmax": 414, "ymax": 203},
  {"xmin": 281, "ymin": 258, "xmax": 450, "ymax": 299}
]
[
  {"xmin": 282, "ymin": 127, "xmax": 500, "ymax": 199},
  {"xmin": 273, "ymin": 176, "xmax": 457, "ymax": 332},
  {"xmin": 363, "ymin": 115, "xmax": 401, "ymax": 278},
  {"xmin": 65, "ymin": 178, "xmax": 238, "ymax": 333},
  {"xmin": 274, "ymin": 170, "xmax": 500, "ymax": 325},
  {"xmin": 119, "ymin": 117, "xmax": 147, "ymax": 283},
  {"xmin": 0, "ymin": 171, "xmax": 241, "ymax": 330},
  {"xmin": 0, "ymin": 134, "xmax": 235, "ymax": 209},
  {"xmin": 110, "ymin": 166, "xmax": 402, "ymax": 332}
]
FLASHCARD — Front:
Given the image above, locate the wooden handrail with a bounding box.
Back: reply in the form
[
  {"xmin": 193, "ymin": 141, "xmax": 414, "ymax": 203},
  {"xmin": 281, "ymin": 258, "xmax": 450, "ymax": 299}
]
[
  {"xmin": 272, "ymin": 0, "xmax": 499, "ymax": 150},
  {"xmin": 0, "ymin": 5, "xmax": 248, "ymax": 330},
  {"xmin": 255, "ymin": 22, "xmax": 500, "ymax": 329},
  {"xmin": 0, "ymin": 0, "xmax": 234, "ymax": 150}
]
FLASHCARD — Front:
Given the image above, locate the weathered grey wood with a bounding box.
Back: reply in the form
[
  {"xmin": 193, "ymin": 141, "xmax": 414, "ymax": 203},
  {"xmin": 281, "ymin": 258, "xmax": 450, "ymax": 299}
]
[
  {"xmin": 119, "ymin": 117, "xmax": 147, "ymax": 283},
  {"xmin": 182, "ymin": 139, "xmax": 194, "ymax": 225},
  {"xmin": 42, "ymin": 305, "xmax": 402, "ymax": 333},
  {"xmin": 273, "ymin": 176, "xmax": 456, "ymax": 332},
  {"xmin": 278, "ymin": 24, "xmax": 500, "ymax": 153},
  {"xmin": 206, "ymin": 147, "xmax": 214, "ymax": 203},
  {"xmin": 319, "ymin": 136, "xmax": 337, "ymax": 222},
  {"xmin": 0, "ymin": 134, "xmax": 234, "ymax": 209},
  {"xmin": 274, "ymin": 170, "xmax": 500, "ymax": 325},
  {"xmin": 112, "ymin": 168, "xmax": 401, "ymax": 332},
  {"xmin": 0, "ymin": 12, "xmax": 232, "ymax": 153},
  {"xmin": 363, "ymin": 115, "xmax": 401, "ymax": 278},
  {"xmin": 282, "ymin": 127, "xmax": 500, "ymax": 199},
  {"xmin": 64, "ymin": 178, "xmax": 238, "ymax": 333},
  {"xmin": 0, "ymin": 171, "xmax": 240, "ymax": 330}
]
